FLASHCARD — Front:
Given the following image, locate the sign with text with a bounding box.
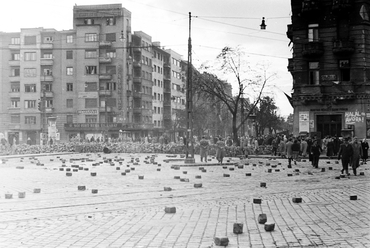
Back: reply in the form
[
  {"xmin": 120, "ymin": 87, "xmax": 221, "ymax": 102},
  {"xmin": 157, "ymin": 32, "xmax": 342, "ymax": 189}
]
[
  {"xmin": 299, "ymin": 111, "xmax": 309, "ymax": 132},
  {"xmin": 345, "ymin": 111, "xmax": 365, "ymax": 125}
]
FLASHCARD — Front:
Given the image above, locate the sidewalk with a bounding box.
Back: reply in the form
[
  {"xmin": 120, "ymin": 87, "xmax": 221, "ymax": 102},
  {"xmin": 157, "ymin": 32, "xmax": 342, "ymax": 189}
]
[{"xmin": 0, "ymin": 153, "xmax": 368, "ymax": 247}]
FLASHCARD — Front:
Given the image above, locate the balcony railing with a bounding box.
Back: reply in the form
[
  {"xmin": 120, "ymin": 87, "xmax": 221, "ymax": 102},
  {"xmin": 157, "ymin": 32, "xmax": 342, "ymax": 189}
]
[
  {"xmin": 99, "ymin": 90, "xmax": 112, "ymax": 96},
  {"xmin": 332, "ymin": 0, "xmax": 352, "ymax": 11},
  {"xmin": 40, "ymin": 43, "xmax": 53, "ymax": 49},
  {"xmin": 8, "ymin": 44, "xmax": 20, "ymax": 50},
  {"xmin": 301, "ymin": 0, "xmax": 319, "ymax": 13},
  {"xmin": 41, "ymin": 75, "xmax": 54, "ymax": 82},
  {"xmin": 333, "ymin": 40, "xmax": 355, "ymax": 55},
  {"xmin": 44, "ymin": 91, "xmax": 54, "ymax": 98},
  {"xmin": 302, "ymin": 42, "xmax": 324, "ymax": 57},
  {"xmin": 99, "ymin": 41, "xmax": 112, "ymax": 47},
  {"xmin": 99, "ymin": 57, "xmax": 112, "ymax": 63},
  {"xmin": 40, "ymin": 58, "xmax": 53, "ymax": 66},
  {"xmin": 297, "ymin": 85, "xmax": 322, "ymax": 95},
  {"xmin": 8, "ymin": 60, "xmax": 20, "ymax": 66},
  {"xmin": 99, "ymin": 74, "xmax": 112, "ymax": 80}
]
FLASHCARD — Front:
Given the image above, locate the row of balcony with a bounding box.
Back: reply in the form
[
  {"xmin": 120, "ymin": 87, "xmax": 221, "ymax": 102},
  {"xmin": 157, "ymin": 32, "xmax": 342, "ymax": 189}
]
[
  {"xmin": 301, "ymin": 0, "xmax": 352, "ymax": 13},
  {"xmin": 290, "ymin": 40, "xmax": 355, "ymax": 59},
  {"xmin": 294, "ymin": 82, "xmax": 357, "ymax": 96}
]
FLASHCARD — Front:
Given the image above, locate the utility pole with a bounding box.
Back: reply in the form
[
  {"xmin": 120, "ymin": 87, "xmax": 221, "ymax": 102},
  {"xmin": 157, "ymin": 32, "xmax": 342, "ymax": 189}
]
[{"xmin": 185, "ymin": 12, "xmax": 195, "ymax": 163}]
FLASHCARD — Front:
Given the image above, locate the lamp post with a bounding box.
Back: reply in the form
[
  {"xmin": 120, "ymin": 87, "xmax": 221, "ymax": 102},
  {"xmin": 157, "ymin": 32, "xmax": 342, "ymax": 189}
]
[{"xmin": 185, "ymin": 12, "xmax": 195, "ymax": 163}]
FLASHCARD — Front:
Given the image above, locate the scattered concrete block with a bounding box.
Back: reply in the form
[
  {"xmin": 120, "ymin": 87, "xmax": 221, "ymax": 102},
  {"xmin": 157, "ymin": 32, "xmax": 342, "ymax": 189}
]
[
  {"xmin": 121, "ymin": 172, "xmax": 126, "ymax": 176},
  {"xmin": 278, "ymin": 162, "xmax": 282, "ymax": 165},
  {"xmin": 91, "ymin": 172, "xmax": 97, "ymax": 176},
  {"xmin": 340, "ymin": 174, "xmax": 346, "ymax": 178},
  {"xmin": 271, "ymin": 165, "xmax": 277, "ymax": 168},
  {"xmin": 245, "ymin": 173, "xmax": 252, "ymax": 176},
  {"xmin": 66, "ymin": 172, "xmax": 72, "ymax": 177},
  {"xmin": 194, "ymin": 183, "xmax": 202, "ymax": 188},
  {"xmin": 180, "ymin": 178, "xmax": 189, "ymax": 182},
  {"xmin": 359, "ymin": 172, "xmax": 365, "ymax": 176},
  {"xmin": 267, "ymin": 169, "xmax": 272, "ymax": 173},
  {"xmin": 157, "ymin": 168, "xmax": 161, "ymax": 171},
  {"xmin": 292, "ymin": 197, "xmax": 302, "ymax": 203},
  {"xmin": 253, "ymin": 198, "xmax": 262, "ymax": 204},
  {"xmin": 335, "ymin": 161, "xmax": 339, "ymax": 164},
  {"xmin": 5, "ymin": 194, "xmax": 12, "ymax": 199},
  {"xmin": 233, "ymin": 223, "xmax": 243, "ymax": 234},
  {"xmin": 59, "ymin": 168, "xmax": 64, "ymax": 171},
  {"xmin": 138, "ymin": 175, "xmax": 144, "ymax": 179},
  {"xmin": 287, "ymin": 173, "xmax": 293, "ymax": 177},
  {"xmin": 18, "ymin": 192, "xmax": 26, "ymax": 198},
  {"xmin": 131, "ymin": 167, "xmax": 135, "ymax": 171},
  {"xmin": 16, "ymin": 166, "xmax": 24, "ymax": 169},
  {"xmin": 238, "ymin": 165, "xmax": 244, "ymax": 169},
  {"xmin": 78, "ymin": 186, "xmax": 86, "ymax": 191},
  {"xmin": 350, "ymin": 195, "xmax": 357, "ymax": 200},
  {"xmin": 335, "ymin": 176, "xmax": 341, "ymax": 179},
  {"xmin": 183, "ymin": 171, "xmax": 188, "ymax": 174},
  {"xmin": 195, "ymin": 175, "xmax": 202, "ymax": 179},
  {"xmin": 287, "ymin": 165, "xmax": 292, "ymax": 169},
  {"xmin": 229, "ymin": 168, "xmax": 234, "ymax": 171},
  {"xmin": 321, "ymin": 168, "xmax": 325, "ymax": 172},
  {"xmin": 164, "ymin": 207, "xmax": 176, "ymax": 213},
  {"xmin": 223, "ymin": 174, "xmax": 230, "ymax": 177},
  {"xmin": 199, "ymin": 167, "xmax": 204, "ymax": 170},
  {"xmin": 202, "ymin": 169, "xmax": 207, "ymax": 173},
  {"xmin": 83, "ymin": 168, "xmax": 89, "ymax": 171},
  {"xmin": 329, "ymin": 167, "xmax": 333, "ymax": 170},
  {"xmin": 125, "ymin": 169, "xmax": 131, "ymax": 173},
  {"xmin": 174, "ymin": 176, "xmax": 180, "ymax": 179},
  {"xmin": 73, "ymin": 169, "xmax": 78, "ymax": 172},
  {"xmin": 222, "ymin": 166, "xmax": 227, "ymax": 169},
  {"xmin": 275, "ymin": 169, "xmax": 280, "ymax": 172},
  {"xmin": 33, "ymin": 188, "xmax": 41, "ymax": 193},
  {"xmin": 260, "ymin": 182, "xmax": 266, "ymax": 187},
  {"xmin": 258, "ymin": 214, "xmax": 267, "ymax": 224},
  {"xmin": 164, "ymin": 187, "xmax": 172, "ymax": 191},
  {"xmin": 214, "ymin": 237, "xmax": 229, "ymax": 246},
  {"xmin": 264, "ymin": 223, "xmax": 275, "ymax": 232},
  {"xmin": 91, "ymin": 189, "xmax": 98, "ymax": 194}
]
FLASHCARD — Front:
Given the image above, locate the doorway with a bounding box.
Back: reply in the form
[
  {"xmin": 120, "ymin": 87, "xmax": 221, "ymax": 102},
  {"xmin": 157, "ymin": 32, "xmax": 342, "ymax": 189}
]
[{"xmin": 316, "ymin": 114, "xmax": 342, "ymax": 137}]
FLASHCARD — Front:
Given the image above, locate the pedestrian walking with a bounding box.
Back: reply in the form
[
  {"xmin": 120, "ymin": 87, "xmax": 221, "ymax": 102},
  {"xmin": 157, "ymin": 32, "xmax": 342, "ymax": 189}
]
[
  {"xmin": 351, "ymin": 137, "xmax": 362, "ymax": 176},
  {"xmin": 301, "ymin": 138, "xmax": 308, "ymax": 158},
  {"xmin": 310, "ymin": 140, "xmax": 322, "ymax": 168},
  {"xmin": 361, "ymin": 138, "xmax": 369, "ymax": 164},
  {"xmin": 199, "ymin": 136, "xmax": 209, "ymax": 162},
  {"xmin": 285, "ymin": 138, "xmax": 293, "ymax": 166},
  {"xmin": 271, "ymin": 138, "xmax": 278, "ymax": 156},
  {"xmin": 326, "ymin": 138, "xmax": 334, "ymax": 158},
  {"xmin": 292, "ymin": 139, "xmax": 300, "ymax": 165},
  {"xmin": 338, "ymin": 137, "xmax": 353, "ymax": 176},
  {"xmin": 216, "ymin": 138, "xmax": 226, "ymax": 164}
]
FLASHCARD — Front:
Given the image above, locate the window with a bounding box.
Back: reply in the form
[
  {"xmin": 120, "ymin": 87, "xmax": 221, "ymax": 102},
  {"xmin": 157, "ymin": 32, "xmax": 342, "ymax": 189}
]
[
  {"xmin": 24, "ymin": 36, "xmax": 36, "ymax": 45},
  {"xmin": 44, "ymin": 83, "xmax": 52, "ymax": 92},
  {"xmin": 10, "ymin": 98, "xmax": 20, "ymax": 108},
  {"xmin": 11, "ymin": 114, "xmax": 20, "ymax": 123},
  {"xmin": 11, "ymin": 37, "xmax": 20, "ymax": 44},
  {"xmin": 25, "ymin": 116, "xmax": 36, "ymax": 124},
  {"xmin": 85, "ymin": 66, "xmax": 97, "ymax": 75},
  {"xmin": 106, "ymin": 66, "xmax": 116, "ymax": 74},
  {"xmin": 24, "ymin": 100, "xmax": 36, "ymax": 109},
  {"xmin": 85, "ymin": 82, "xmax": 97, "ymax": 92},
  {"xmin": 85, "ymin": 33, "xmax": 98, "ymax": 42},
  {"xmin": 85, "ymin": 50, "xmax": 97, "ymax": 58},
  {"xmin": 43, "ymin": 36, "xmax": 53, "ymax": 43},
  {"xmin": 11, "ymin": 82, "xmax": 20, "ymax": 92},
  {"xmin": 45, "ymin": 99, "xmax": 53, "ymax": 108},
  {"xmin": 106, "ymin": 33, "xmax": 116, "ymax": 42},
  {"xmin": 66, "ymin": 35, "xmax": 73, "ymax": 43},
  {"xmin": 11, "ymin": 67, "xmax": 20, "ymax": 77},
  {"xmin": 42, "ymin": 53, "xmax": 53, "ymax": 59},
  {"xmin": 11, "ymin": 53, "xmax": 20, "ymax": 61},
  {"xmin": 66, "ymin": 67, "xmax": 73, "ymax": 75},
  {"xmin": 85, "ymin": 98, "xmax": 98, "ymax": 108},
  {"xmin": 106, "ymin": 49, "xmax": 116, "ymax": 58},
  {"xmin": 106, "ymin": 18, "xmax": 116, "ymax": 26},
  {"xmin": 308, "ymin": 24, "xmax": 319, "ymax": 42},
  {"xmin": 86, "ymin": 115, "xmax": 97, "ymax": 123},
  {"xmin": 309, "ymin": 62, "xmax": 320, "ymax": 85},
  {"xmin": 66, "ymin": 99, "xmax": 73, "ymax": 108},
  {"xmin": 84, "ymin": 19, "xmax": 94, "ymax": 25},
  {"xmin": 66, "ymin": 115, "xmax": 73, "ymax": 123},
  {"xmin": 24, "ymin": 52, "xmax": 37, "ymax": 61},
  {"xmin": 339, "ymin": 60, "xmax": 350, "ymax": 81},
  {"xmin": 24, "ymin": 68, "xmax": 37, "ymax": 77},
  {"xmin": 66, "ymin": 51, "xmax": 73, "ymax": 59},
  {"xmin": 25, "ymin": 84, "xmax": 36, "ymax": 92},
  {"xmin": 66, "ymin": 83, "xmax": 73, "ymax": 92},
  {"xmin": 43, "ymin": 68, "xmax": 52, "ymax": 76},
  {"xmin": 106, "ymin": 82, "xmax": 116, "ymax": 91}
]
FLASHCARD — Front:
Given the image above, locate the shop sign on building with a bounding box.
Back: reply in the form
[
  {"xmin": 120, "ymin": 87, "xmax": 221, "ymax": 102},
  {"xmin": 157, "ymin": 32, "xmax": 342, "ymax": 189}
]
[{"xmin": 345, "ymin": 111, "xmax": 365, "ymax": 125}]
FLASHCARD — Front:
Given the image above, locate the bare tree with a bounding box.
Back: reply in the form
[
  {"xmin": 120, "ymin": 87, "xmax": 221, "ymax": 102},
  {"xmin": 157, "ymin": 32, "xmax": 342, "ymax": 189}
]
[{"xmin": 198, "ymin": 46, "xmax": 276, "ymax": 144}]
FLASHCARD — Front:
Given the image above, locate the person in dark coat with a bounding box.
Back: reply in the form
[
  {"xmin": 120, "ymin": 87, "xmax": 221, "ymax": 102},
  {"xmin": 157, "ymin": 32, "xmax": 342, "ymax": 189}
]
[
  {"xmin": 307, "ymin": 137, "xmax": 313, "ymax": 165},
  {"xmin": 361, "ymin": 138, "xmax": 369, "ymax": 164},
  {"xmin": 285, "ymin": 138, "xmax": 293, "ymax": 166},
  {"xmin": 351, "ymin": 137, "xmax": 362, "ymax": 176},
  {"xmin": 338, "ymin": 138, "xmax": 353, "ymax": 175},
  {"xmin": 216, "ymin": 138, "xmax": 226, "ymax": 164},
  {"xmin": 326, "ymin": 138, "xmax": 334, "ymax": 158},
  {"xmin": 291, "ymin": 139, "xmax": 300, "ymax": 165},
  {"xmin": 310, "ymin": 140, "xmax": 322, "ymax": 168}
]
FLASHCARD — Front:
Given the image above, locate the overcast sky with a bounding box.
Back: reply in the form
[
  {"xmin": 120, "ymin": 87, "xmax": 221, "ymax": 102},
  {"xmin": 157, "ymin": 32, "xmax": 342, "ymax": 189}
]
[{"xmin": 1, "ymin": 0, "xmax": 293, "ymax": 117}]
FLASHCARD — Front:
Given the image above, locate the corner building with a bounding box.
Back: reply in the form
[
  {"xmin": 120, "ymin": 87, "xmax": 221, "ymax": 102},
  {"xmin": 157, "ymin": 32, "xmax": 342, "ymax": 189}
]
[{"xmin": 288, "ymin": 0, "xmax": 370, "ymax": 139}]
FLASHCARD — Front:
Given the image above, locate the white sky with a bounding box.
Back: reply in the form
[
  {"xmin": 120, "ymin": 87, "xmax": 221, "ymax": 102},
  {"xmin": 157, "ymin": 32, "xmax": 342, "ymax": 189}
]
[{"xmin": 0, "ymin": 0, "xmax": 293, "ymax": 117}]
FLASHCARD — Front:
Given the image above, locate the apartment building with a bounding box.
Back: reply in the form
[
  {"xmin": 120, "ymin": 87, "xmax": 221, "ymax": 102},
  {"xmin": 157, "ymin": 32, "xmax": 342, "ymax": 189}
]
[{"xmin": 287, "ymin": 0, "xmax": 370, "ymax": 138}]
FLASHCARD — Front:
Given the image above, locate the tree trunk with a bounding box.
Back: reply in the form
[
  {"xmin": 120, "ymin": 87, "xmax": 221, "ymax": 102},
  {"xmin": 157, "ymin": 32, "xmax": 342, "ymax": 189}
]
[{"xmin": 232, "ymin": 113, "xmax": 239, "ymax": 146}]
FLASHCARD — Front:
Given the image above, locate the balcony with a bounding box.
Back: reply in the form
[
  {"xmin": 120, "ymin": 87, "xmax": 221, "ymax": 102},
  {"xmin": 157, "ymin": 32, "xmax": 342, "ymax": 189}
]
[
  {"xmin": 40, "ymin": 58, "xmax": 53, "ymax": 66},
  {"xmin": 133, "ymin": 91, "xmax": 142, "ymax": 98},
  {"xmin": 333, "ymin": 40, "xmax": 355, "ymax": 55},
  {"xmin": 286, "ymin": 24, "xmax": 293, "ymax": 40},
  {"xmin": 8, "ymin": 44, "xmax": 20, "ymax": 50},
  {"xmin": 45, "ymin": 107, "xmax": 54, "ymax": 113},
  {"xmin": 287, "ymin": 58, "xmax": 294, "ymax": 72},
  {"xmin": 133, "ymin": 108, "xmax": 142, "ymax": 114},
  {"xmin": 9, "ymin": 91, "xmax": 20, "ymax": 97},
  {"xmin": 99, "ymin": 90, "xmax": 112, "ymax": 96},
  {"xmin": 133, "ymin": 77, "xmax": 142, "ymax": 83},
  {"xmin": 44, "ymin": 91, "xmax": 54, "ymax": 98},
  {"xmin": 99, "ymin": 57, "xmax": 112, "ymax": 63},
  {"xmin": 163, "ymin": 100, "xmax": 171, "ymax": 107},
  {"xmin": 41, "ymin": 75, "xmax": 54, "ymax": 82},
  {"xmin": 99, "ymin": 41, "xmax": 112, "ymax": 47},
  {"xmin": 99, "ymin": 106, "xmax": 112, "ymax": 112},
  {"xmin": 296, "ymin": 85, "xmax": 322, "ymax": 95},
  {"xmin": 10, "ymin": 76, "xmax": 20, "ymax": 82},
  {"xmin": 302, "ymin": 42, "xmax": 324, "ymax": 57},
  {"xmin": 133, "ymin": 60, "xmax": 141, "ymax": 67},
  {"xmin": 8, "ymin": 107, "xmax": 21, "ymax": 113},
  {"xmin": 164, "ymin": 62, "xmax": 171, "ymax": 68},
  {"xmin": 40, "ymin": 43, "xmax": 53, "ymax": 49},
  {"xmin": 8, "ymin": 60, "xmax": 20, "ymax": 66},
  {"xmin": 99, "ymin": 74, "xmax": 112, "ymax": 80}
]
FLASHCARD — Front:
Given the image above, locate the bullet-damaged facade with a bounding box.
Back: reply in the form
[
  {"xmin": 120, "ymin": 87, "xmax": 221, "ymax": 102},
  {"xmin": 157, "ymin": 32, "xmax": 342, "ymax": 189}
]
[{"xmin": 288, "ymin": 0, "xmax": 370, "ymax": 139}]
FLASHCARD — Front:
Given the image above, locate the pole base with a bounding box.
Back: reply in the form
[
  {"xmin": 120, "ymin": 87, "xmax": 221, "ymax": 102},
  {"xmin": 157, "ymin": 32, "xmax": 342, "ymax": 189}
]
[{"xmin": 184, "ymin": 157, "xmax": 195, "ymax": 164}]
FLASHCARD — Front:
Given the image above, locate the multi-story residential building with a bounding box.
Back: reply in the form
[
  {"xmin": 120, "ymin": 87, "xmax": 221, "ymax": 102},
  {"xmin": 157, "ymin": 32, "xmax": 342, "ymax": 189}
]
[
  {"xmin": 287, "ymin": 0, "xmax": 370, "ymax": 138},
  {"xmin": 0, "ymin": 3, "xmax": 191, "ymax": 144}
]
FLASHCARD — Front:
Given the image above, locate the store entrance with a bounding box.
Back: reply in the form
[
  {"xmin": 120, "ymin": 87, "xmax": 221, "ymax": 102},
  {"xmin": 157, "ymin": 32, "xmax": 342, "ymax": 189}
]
[{"xmin": 316, "ymin": 115, "xmax": 342, "ymax": 138}]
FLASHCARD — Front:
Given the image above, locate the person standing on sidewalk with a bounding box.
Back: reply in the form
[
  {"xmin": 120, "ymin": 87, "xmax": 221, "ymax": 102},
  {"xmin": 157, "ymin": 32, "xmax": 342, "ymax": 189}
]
[
  {"xmin": 199, "ymin": 136, "xmax": 209, "ymax": 162},
  {"xmin": 310, "ymin": 140, "xmax": 322, "ymax": 168},
  {"xmin": 338, "ymin": 137, "xmax": 353, "ymax": 175},
  {"xmin": 285, "ymin": 138, "xmax": 293, "ymax": 166},
  {"xmin": 216, "ymin": 137, "xmax": 226, "ymax": 164},
  {"xmin": 351, "ymin": 137, "xmax": 362, "ymax": 176},
  {"xmin": 291, "ymin": 139, "xmax": 300, "ymax": 165},
  {"xmin": 361, "ymin": 138, "xmax": 369, "ymax": 164}
]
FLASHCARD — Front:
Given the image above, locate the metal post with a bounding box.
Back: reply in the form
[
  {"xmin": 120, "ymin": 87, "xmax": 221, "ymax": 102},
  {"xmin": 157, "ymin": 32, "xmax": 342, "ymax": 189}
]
[{"xmin": 185, "ymin": 12, "xmax": 195, "ymax": 163}]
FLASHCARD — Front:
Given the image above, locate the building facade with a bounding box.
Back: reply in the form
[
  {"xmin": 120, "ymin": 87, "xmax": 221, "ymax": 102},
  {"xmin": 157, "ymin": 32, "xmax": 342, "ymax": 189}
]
[
  {"xmin": 0, "ymin": 3, "xmax": 189, "ymax": 144},
  {"xmin": 288, "ymin": 0, "xmax": 370, "ymax": 139}
]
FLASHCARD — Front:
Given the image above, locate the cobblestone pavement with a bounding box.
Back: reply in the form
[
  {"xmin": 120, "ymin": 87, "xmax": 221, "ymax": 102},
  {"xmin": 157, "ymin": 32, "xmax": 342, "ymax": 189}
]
[{"xmin": 0, "ymin": 153, "xmax": 369, "ymax": 248}]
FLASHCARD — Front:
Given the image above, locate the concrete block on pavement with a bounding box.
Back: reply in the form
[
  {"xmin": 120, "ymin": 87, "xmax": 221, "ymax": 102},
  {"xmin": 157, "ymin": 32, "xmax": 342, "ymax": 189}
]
[
  {"xmin": 164, "ymin": 207, "xmax": 176, "ymax": 213},
  {"xmin": 350, "ymin": 195, "xmax": 357, "ymax": 200},
  {"xmin": 214, "ymin": 237, "xmax": 229, "ymax": 246},
  {"xmin": 264, "ymin": 223, "xmax": 275, "ymax": 232},
  {"xmin": 233, "ymin": 223, "xmax": 243, "ymax": 234},
  {"xmin": 258, "ymin": 214, "xmax": 267, "ymax": 224},
  {"xmin": 292, "ymin": 197, "xmax": 302, "ymax": 203}
]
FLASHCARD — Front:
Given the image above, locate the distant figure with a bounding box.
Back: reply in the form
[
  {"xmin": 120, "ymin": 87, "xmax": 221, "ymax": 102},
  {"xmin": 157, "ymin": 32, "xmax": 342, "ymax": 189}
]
[
  {"xmin": 291, "ymin": 139, "xmax": 300, "ymax": 165},
  {"xmin": 226, "ymin": 136, "xmax": 233, "ymax": 147},
  {"xmin": 216, "ymin": 138, "xmax": 226, "ymax": 164},
  {"xmin": 49, "ymin": 138, "xmax": 53, "ymax": 146},
  {"xmin": 310, "ymin": 140, "xmax": 322, "ymax": 168},
  {"xmin": 103, "ymin": 146, "xmax": 111, "ymax": 154},
  {"xmin": 285, "ymin": 138, "xmax": 293, "ymax": 166},
  {"xmin": 361, "ymin": 139, "xmax": 369, "ymax": 164},
  {"xmin": 338, "ymin": 138, "xmax": 353, "ymax": 175},
  {"xmin": 199, "ymin": 136, "xmax": 209, "ymax": 162},
  {"xmin": 351, "ymin": 137, "xmax": 362, "ymax": 176},
  {"xmin": 301, "ymin": 138, "xmax": 308, "ymax": 158},
  {"xmin": 27, "ymin": 137, "xmax": 32, "ymax": 145}
]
